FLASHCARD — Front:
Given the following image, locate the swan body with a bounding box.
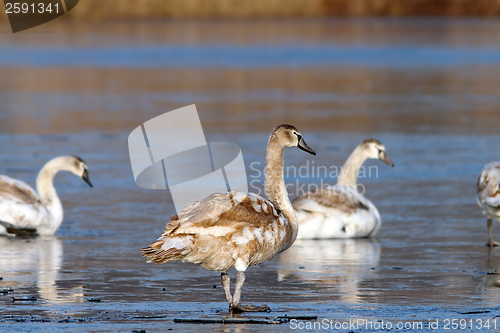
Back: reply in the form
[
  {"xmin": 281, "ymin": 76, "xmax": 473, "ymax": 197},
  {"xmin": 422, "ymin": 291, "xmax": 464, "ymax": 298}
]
[
  {"xmin": 477, "ymin": 161, "xmax": 500, "ymax": 246},
  {"xmin": 145, "ymin": 191, "xmax": 295, "ymax": 272},
  {"xmin": 293, "ymin": 184, "xmax": 381, "ymax": 239},
  {"xmin": 294, "ymin": 138, "xmax": 392, "ymax": 239},
  {"xmin": 0, "ymin": 156, "xmax": 92, "ymax": 236},
  {"xmin": 143, "ymin": 124, "xmax": 316, "ymax": 312}
]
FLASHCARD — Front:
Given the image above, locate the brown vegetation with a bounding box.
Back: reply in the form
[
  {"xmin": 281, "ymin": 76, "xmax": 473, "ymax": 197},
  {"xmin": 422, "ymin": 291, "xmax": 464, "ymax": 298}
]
[{"xmin": 2, "ymin": 0, "xmax": 500, "ymax": 21}]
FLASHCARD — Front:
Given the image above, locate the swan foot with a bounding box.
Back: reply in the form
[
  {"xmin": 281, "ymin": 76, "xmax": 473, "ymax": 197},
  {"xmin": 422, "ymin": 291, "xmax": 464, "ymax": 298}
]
[
  {"xmin": 230, "ymin": 304, "xmax": 271, "ymax": 312},
  {"xmin": 224, "ymin": 271, "xmax": 271, "ymax": 312},
  {"xmin": 487, "ymin": 240, "xmax": 500, "ymax": 247}
]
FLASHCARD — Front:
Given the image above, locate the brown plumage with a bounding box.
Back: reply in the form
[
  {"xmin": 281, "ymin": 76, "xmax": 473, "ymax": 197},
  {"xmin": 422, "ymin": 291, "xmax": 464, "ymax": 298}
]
[
  {"xmin": 293, "ymin": 187, "xmax": 369, "ymax": 213},
  {"xmin": 143, "ymin": 192, "xmax": 291, "ymax": 271},
  {"xmin": 142, "ymin": 124, "xmax": 316, "ymax": 312},
  {"xmin": 0, "ymin": 178, "xmax": 41, "ymax": 206}
]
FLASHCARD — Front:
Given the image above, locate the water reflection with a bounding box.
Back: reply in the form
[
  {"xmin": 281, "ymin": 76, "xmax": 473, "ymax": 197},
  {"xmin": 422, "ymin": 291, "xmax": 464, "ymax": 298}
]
[
  {"xmin": 277, "ymin": 238, "xmax": 380, "ymax": 303},
  {"xmin": 478, "ymin": 248, "xmax": 500, "ymax": 305},
  {"xmin": 0, "ymin": 236, "xmax": 83, "ymax": 303}
]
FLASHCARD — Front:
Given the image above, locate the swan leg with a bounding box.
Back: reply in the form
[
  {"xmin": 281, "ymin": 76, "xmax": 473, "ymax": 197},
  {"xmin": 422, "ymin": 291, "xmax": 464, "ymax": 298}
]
[
  {"xmin": 487, "ymin": 219, "xmax": 500, "ymax": 247},
  {"xmin": 230, "ymin": 271, "xmax": 271, "ymax": 312},
  {"xmin": 220, "ymin": 272, "xmax": 232, "ymax": 305}
]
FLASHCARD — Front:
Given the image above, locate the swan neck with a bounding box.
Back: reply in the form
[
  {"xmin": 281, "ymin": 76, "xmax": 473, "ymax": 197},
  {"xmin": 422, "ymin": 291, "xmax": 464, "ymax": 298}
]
[
  {"xmin": 337, "ymin": 145, "xmax": 367, "ymax": 188},
  {"xmin": 36, "ymin": 163, "xmax": 64, "ymax": 229},
  {"xmin": 264, "ymin": 134, "xmax": 297, "ymax": 244}
]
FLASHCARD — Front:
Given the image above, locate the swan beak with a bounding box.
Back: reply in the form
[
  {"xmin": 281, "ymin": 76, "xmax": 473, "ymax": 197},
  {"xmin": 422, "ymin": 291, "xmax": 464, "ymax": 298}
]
[
  {"xmin": 82, "ymin": 169, "xmax": 93, "ymax": 188},
  {"xmin": 380, "ymin": 153, "xmax": 394, "ymax": 167},
  {"xmin": 297, "ymin": 136, "xmax": 316, "ymax": 156}
]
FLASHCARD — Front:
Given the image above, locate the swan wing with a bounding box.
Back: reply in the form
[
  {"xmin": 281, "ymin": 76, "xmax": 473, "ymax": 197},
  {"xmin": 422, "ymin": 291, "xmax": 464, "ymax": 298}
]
[
  {"xmin": 145, "ymin": 191, "xmax": 291, "ymax": 269},
  {"xmin": 292, "ymin": 185, "xmax": 370, "ymax": 216},
  {"xmin": 162, "ymin": 191, "xmax": 282, "ymax": 237},
  {"xmin": 0, "ymin": 175, "xmax": 49, "ymax": 231},
  {"xmin": 0, "ymin": 175, "xmax": 41, "ymax": 205}
]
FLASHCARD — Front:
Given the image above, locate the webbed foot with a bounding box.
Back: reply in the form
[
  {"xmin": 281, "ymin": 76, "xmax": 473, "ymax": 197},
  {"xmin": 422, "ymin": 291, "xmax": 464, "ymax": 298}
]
[
  {"xmin": 230, "ymin": 304, "xmax": 271, "ymax": 312},
  {"xmin": 487, "ymin": 240, "xmax": 500, "ymax": 247}
]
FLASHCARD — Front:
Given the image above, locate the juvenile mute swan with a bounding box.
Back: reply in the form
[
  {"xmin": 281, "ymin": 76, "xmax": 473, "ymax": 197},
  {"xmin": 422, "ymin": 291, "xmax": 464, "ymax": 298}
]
[
  {"xmin": 477, "ymin": 161, "xmax": 500, "ymax": 247},
  {"xmin": 0, "ymin": 156, "xmax": 92, "ymax": 236},
  {"xmin": 142, "ymin": 124, "xmax": 316, "ymax": 312},
  {"xmin": 293, "ymin": 139, "xmax": 393, "ymax": 239}
]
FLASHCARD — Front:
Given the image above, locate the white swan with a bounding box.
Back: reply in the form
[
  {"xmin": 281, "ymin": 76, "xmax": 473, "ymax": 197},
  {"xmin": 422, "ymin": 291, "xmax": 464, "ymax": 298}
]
[
  {"xmin": 477, "ymin": 161, "xmax": 500, "ymax": 247},
  {"xmin": 293, "ymin": 139, "xmax": 393, "ymax": 239},
  {"xmin": 0, "ymin": 156, "xmax": 92, "ymax": 236},
  {"xmin": 142, "ymin": 124, "xmax": 316, "ymax": 312}
]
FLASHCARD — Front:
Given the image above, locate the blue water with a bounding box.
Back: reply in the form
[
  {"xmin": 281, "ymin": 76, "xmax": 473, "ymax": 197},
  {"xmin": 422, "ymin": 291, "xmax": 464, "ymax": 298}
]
[
  {"xmin": 2, "ymin": 44, "xmax": 500, "ymax": 68},
  {"xmin": 1, "ymin": 18, "xmax": 500, "ymax": 332}
]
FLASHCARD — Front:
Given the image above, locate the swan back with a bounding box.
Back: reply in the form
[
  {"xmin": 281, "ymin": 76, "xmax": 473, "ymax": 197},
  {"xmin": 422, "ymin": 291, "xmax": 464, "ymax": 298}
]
[{"xmin": 0, "ymin": 175, "xmax": 41, "ymax": 205}]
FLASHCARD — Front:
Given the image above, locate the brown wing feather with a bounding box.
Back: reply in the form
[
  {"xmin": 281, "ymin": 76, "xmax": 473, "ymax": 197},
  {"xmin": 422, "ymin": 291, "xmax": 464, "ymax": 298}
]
[
  {"xmin": 478, "ymin": 164, "xmax": 500, "ymax": 197},
  {"xmin": 0, "ymin": 178, "xmax": 40, "ymax": 206},
  {"xmin": 142, "ymin": 237, "xmax": 188, "ymax": 264},
  {"xmin": 478, "ymin": 170, "xmax": 489, "ymax": 194},
  {"xmin": 293, "ymin": 187, "xmax": 368, "ymax": 213},
  {"xmin": 143, "ymin": 192, "xmax": 289, "ymax": 269},
  {"xmin": 162, "ymin": 192, "xmax": 280, "ymax": 237}
]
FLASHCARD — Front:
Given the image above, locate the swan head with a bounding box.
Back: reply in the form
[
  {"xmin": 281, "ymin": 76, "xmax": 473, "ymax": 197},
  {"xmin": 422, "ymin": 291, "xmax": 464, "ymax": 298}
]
[
  {"xmin": 45, "ymin": 156, "xmax": 93, "ymax": 188},
  {"xmin": 360, "ymin": 139, "xmax": 393, "ymax": 167},
  {"xmin": 272, "ymin": 124, "xmax": 316, "ymax": 155},
  {"xmin": 70, "ymin": 156, "xmax": 93, "ymax": 188}
]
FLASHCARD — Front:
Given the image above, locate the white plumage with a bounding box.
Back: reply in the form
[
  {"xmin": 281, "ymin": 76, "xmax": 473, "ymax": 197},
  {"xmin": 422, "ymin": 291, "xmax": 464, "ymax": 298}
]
[
  {"xmin": 293, "ymin": 138, "xmax": 392, "ymax": 239},
  {"xmin": 477, "ymin": 161, "xmax": 500, "ymax": 246},
  {"xmin": 293, "ymin": 184, "xmax": 381, "ymax": 239},
  {"xmin": 0, "ymin": 156, "xmax": 92, "ymax": 236}
]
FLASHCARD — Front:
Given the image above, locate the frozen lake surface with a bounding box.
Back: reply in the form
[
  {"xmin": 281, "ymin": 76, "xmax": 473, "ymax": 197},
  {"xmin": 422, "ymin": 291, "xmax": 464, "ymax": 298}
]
[{"xmin": 1, "ymin": 18, "xmax": 500, "ymax": 332}]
